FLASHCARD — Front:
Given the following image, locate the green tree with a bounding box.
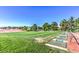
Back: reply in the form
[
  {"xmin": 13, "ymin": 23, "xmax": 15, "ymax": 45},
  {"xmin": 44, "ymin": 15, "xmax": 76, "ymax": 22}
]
[
  {"xmin": 68, "ymin": 17, "xmax": 75, "ymax": 31},
  {"xmin": 31, "ymin": 24, "xmax": 38, "ymax": 31},
  {"xmin": 60, "ymin": 19, "xmax": 68, "ymax": 31},
  {"xmin": 74, "ymin": 18, "xmax": 79, "ymax": 31},
  {"xmin": 38, "ymin": 26, "xmax": 42, "ymax": 31},
  {"xmin": 51, "ymin": 22, "xmax": 58, "ymax": 31},
  {"xmin": 8, "ymin": 26, "xmax": 11, "ymax": 29},
  {"xmin": 23, "ymin": 26, "xmax": 28, "ymax": 30},
  {"xmin": 42, "ymin": 23, "xmax": 50, "ymax": 31},
  {"xmin": 75, "ymin": 18, "xmax": 79, "ymax": 27}
]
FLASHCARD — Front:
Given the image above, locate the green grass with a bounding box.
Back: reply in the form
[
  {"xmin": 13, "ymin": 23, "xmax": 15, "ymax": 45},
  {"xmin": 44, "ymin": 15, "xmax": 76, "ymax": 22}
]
[{"xmin": 0, "ymin": 31, "xmax": 67, "ymax": 53}]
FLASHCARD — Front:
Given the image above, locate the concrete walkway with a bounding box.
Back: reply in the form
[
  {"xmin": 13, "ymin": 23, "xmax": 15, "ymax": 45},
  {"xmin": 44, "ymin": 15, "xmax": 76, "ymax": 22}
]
[
  {"xmin": 46, "ymin": 32, "xmax": 68, "ymax": 51},
  {"xmin": 45, "ymin": 44, "xmax": 68, "ymax": 51}
]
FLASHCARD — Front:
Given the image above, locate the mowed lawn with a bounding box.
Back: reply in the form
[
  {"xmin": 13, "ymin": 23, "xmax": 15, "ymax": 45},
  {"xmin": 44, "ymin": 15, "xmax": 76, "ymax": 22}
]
[{"xmin": 0, "ymin": 31, "xmax": 66, "ymax": 53}]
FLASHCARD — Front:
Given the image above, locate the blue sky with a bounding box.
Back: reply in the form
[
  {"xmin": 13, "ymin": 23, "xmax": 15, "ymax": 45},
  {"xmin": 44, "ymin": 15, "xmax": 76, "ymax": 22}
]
[{"xmin": 0, "ymin": 6, "xmax": 79, "ymax": 27}]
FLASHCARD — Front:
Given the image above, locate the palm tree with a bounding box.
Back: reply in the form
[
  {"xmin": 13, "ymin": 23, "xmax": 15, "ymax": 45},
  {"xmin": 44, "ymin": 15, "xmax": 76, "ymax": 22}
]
[
  {"xmin": 74, "ymin": 18, "xmax": 79, "ymax": 31},
  {"xmin": 60, "ymin": 19, "xmax": 68, "ymax": 31},
  {"xmin": 68, "ymin": 17, "xmax": 75, "ymax": 32}
]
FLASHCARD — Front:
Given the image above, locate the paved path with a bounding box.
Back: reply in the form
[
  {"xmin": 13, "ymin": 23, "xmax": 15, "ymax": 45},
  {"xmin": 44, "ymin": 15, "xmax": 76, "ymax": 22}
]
[
  {"xmin": 46, "ymin": 32, "xmax": 68, "ymax": 51},
  {"xmin": 45, "ymin": 44, "xmax": 68, "ymax": 51}
]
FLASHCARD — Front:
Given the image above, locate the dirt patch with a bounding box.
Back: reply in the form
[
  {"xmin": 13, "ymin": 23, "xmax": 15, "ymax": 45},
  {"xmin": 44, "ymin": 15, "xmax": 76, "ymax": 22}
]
[
  {"xmin": 35, "ymin": 36, "xmax": 54, "ymax": 43},
  {"xmin": 35, "ymin": 38, "xmax": 46, "ymax": 43}
]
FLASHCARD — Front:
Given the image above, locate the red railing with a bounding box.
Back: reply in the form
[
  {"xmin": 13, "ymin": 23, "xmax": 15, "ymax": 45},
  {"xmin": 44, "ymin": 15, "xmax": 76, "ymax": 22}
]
[{"xmin": 69, "ymin": 32, "xmax": 79, "ymax": 45}]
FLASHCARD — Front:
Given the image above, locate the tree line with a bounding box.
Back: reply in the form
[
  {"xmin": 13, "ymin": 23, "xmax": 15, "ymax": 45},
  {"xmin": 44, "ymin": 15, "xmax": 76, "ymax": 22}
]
[
  {"xmin": 60, "ymin": 17, "xmax": 79, "ymax": 32},
  {"xmin": 29, "ymin": 17, "xmax": 79, "ymax": 32},
  {"xmin": 0, "ymin": 17, "xmax": 79, "ymax": 32}
]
